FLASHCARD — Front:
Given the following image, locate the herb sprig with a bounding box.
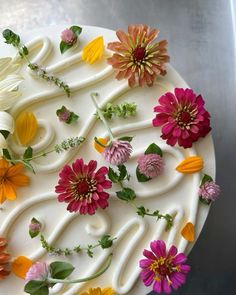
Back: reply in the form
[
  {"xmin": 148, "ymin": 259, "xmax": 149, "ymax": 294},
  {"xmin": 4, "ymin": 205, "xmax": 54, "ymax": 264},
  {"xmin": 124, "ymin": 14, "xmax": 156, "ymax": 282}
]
[
  {"xmin": 2, "ymin": 29, "xmax": 71, "ymax": 97},
  {"xmin": 96, "ymin": 102, "xmax": 137, "ymax": 120},
  {"xmin": 108, "ymin": 165, "xmax": 174, "ymax": 231},
  {"xmin": 40, "ymin": 234, "xmax": 116, "ymax": 258}
]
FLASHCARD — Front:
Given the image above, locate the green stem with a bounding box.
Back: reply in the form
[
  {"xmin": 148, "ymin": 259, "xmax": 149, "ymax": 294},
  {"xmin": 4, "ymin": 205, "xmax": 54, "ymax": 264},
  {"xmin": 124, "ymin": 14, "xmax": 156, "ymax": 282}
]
[
  {"xmin": 47, "ymin": 254, "xmax": 113, "ymax": 284},
  {"xmin": 91, "ymin": 93, "xmax": 114, "ymax": 142}
]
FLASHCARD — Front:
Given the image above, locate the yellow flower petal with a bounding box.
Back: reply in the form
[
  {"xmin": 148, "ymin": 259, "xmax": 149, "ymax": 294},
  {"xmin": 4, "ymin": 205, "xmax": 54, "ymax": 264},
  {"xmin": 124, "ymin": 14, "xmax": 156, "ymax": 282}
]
[
  {"xmin": 102, "ymin": 287, "xmax": 116, "ymax": 295},
  {"xmin": 11, "ymin": 256, "xmax": 33, "ymax": 279},
  {"xmin": 82, "ymin": 36, "xmax": 104, "ymax": 64},
  {"xmin": 176, "ymin": 156, "xmax": 204, "ymax": 174},
  {"xmin": 181, "ymin": 222, "xmax": 195, "ymax": 242},
  {"xmin": 94, "ymin": 137, "xmax": 109, "ymax": 153},
  {"xmin": 79, "ymin": 287, "xmax": 115, "ymax": 295},
  {"xmin": 15, "ymin": 112, "xmax": 38, "ymax": 146}
]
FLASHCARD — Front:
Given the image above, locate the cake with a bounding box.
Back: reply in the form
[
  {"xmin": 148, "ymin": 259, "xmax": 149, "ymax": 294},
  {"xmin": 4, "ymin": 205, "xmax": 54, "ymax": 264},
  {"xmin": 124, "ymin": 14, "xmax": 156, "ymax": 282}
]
[{"xmin": 0, "ymin": 24, "xmax": 219, "ymax": 295}]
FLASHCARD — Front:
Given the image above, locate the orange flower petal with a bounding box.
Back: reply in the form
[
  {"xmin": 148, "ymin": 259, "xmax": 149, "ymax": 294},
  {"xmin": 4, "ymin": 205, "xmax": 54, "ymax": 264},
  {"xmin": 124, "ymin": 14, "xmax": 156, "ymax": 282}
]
[
  {"xmin": 11, "ymin": 256, "xmax": 33, "ymax": 279},
  {"xmin": 6, "ymin": 162, "xmax": 24, "ymax": 177},
  {"xmin": 181, "ymin": 222, "xmax": 195, "ymax": 242},
  {"xmin": 15, "ymin": 112, "xmax": 38, "ymax": 146},
  {"xmin": 8, "ymin": 174, "xmax": 29, "ymax": 187},
  {"xmin": 94, "ymin": 137, "xmax": 109, "ymax": 154},
  {"xmin": 0, "ymin": 253, "xmax": 11, "ymax": 264},
  {"xmin": 0, "ymin": 237, "xmax": 7, "ymax": 252},
  {"xmin": 3, "ymin": 181, "xmax": 16, "ymax": 201},
  {"xmin": 0, "ymin": 158, "xmax": 9, "ymax": 170},
  {"xmin": 0, "ymin": 185, "xmax": 6, "ymax": 204},
  {"xmin": 0, "ymin": 268, "xmax": 11, "ymax": 280},
  {"xmin": 176, "ymin": 156, "xmax": 204, "ymax": 174}
]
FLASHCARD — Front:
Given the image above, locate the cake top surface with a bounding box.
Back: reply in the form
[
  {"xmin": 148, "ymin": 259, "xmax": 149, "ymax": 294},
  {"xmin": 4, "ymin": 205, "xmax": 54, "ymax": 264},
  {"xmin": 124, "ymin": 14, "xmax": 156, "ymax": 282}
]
[{"xmin": 0, "ymin": 25, "xmax": 218, "ymax": 295}]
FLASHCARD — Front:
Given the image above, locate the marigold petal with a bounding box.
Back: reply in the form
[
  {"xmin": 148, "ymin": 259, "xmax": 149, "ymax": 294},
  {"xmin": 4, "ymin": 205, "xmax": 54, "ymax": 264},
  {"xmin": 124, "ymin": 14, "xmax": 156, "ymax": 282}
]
[
  {"xmin": 82, "ymin": 36, "xmax": 104, "ymax": 64},
  {"xmin": 181, "ymin": 222, "xmax": 195, "ymax": 242},
  {"xmin": 176, "ymin": 156, "xmax": 204, "ymax": 174},
  {"xmin": 0, "ymin": 158, "xmax": 10, "ymax": 170},
  {"xmin": 94, "ymin": 137, "xmax": 109, "ymax": 153},
  {"xmin": 15, "ymin": 112, "xmax": 38, "ymax": 146},
  {"xmin": 11, "ymin": 256, "xmax": 33, "ymax": 279},
  {"xmin": 101, "ymin": 287, "xmax": 116, "ymax": 295},
  {"xmin": 3, "ymin": 181, "xmax": 16, "ymax": 201},
  {"xmin": 6, "ymin": 162, "xmax": 24, "ymax": 177},
  {"xmin": 8, "ymin": 174, "xmax": 29, "ymax": 186},
  {"xmin": 0, "ymin": 185, "xmax": 6, "ymax": 204}
]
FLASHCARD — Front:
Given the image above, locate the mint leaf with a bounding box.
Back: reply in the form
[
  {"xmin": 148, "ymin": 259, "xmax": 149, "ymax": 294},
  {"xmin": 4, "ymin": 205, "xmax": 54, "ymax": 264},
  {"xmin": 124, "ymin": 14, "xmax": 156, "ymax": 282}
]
[
  {"xmin": 117, "ymin": 165, "xmax": 128, "ymax": 181},
  {"xmin": 108, "ymin": 167, "xmax": 119, "ymax": 183},
  {"xmin": 50, "ymin": 261, "xmax": 74, "ymax": 279},
  {"xmin": 136, "ymin": 167, "xmax": 150, "ymax": 182},
  {"xmin": 23, "ymin": 146, "xmax": 33, "ymax": 160},
  {"xmin": 144, "ymin": 143, "xmax": 163, "ymax": 157},
  {"xmin": 118, "ymin": 136, "xmax": 133, "ymax": 142},
  {"xmin": 200, "ymin": 174, "xmax": 213, "ymax": 186},
  {"xmin": 70, "ymin": 26, "xmax": 82, "ymax": 37},
  {"xmin": 24, "ymin": 280, "xmax": 48, "ymax": 295},
  {"xmin": 60, "ymin": 41, "xmax": 73, "ymax": 54},
  {"xmin": 116, "ymin": 187, "xmax": 136, "ymax": 202},
  {"xmin": 67, "ymin": 112, "xmax": 79, "ymax": 124},
  {"xmin": 98, "ymin": 235, "xmax": 113, "ymax": 249}
]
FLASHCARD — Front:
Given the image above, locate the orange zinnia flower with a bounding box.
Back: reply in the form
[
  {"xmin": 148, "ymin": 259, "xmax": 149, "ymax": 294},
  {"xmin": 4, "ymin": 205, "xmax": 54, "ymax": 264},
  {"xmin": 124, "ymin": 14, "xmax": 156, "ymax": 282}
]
[
  {"xmin": 0, "ymin": 237, "xmax": 11, "ymax": 280},
  {"xmin": 0, "ymin": 158, "xmax": 29, "ymax": 204}
]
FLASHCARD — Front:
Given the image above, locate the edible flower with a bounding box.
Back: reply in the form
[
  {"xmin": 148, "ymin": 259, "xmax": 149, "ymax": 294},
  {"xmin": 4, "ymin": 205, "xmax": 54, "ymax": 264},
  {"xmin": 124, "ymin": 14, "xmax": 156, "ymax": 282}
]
[
  {"xmin": 60, "ymin": 26, "xmax": 82, "ymax": 54},
  {"xmin": 15, "ymin": 112, "xmax": 38, "ymax": 146},
  {"xmin": 0, "ymin": 237, "xmax": 11, "ymax": 280},
  {"xmin": 199, "ymin": 180, "xmax": 220, "ymax": 203},
  {"xmin": 102, "ymin": 140, "xmax": 132, "ymax": 166},
  {"xmin": 139, "ymin": 240, "xmax": 190, "ymax": 293},
  {"xmin": 176, "ymin": 156, "xmax": 203, "ymax": 174},
  {"xmin": 0, "ymin": 158, "xmax": 29, "ymax": 204},
  {"xmin": 12, "ymin": 256, "xmax": 33, "ymax": 279},
  {"xmin": 152, "ymin": 88, "xmax": 211, "ymax": 148},
  {"xmin": 107, "ymin": 24, "xmax": 169, "ymax": 87},
  {"xmin": 137, "ymin": 153, "xmax": 164, "ymax": 179},
  {"xmin": 80, "ymin": 287, "xmax": 115, "ymax": 295},
  {"xmin": 82, "ymin": 36, "xmax": 104, "ymax": 64},
  {"xmin": 55, "ymin": 158, "xmax": 112, "ymax": 214}
]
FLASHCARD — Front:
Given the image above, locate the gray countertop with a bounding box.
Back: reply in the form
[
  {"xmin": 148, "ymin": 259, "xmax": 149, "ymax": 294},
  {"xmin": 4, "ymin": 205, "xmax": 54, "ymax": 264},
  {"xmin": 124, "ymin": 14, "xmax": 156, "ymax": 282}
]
[{"xmin": 0, "ymin": 0, "xmax": 235, "ymax": 294}]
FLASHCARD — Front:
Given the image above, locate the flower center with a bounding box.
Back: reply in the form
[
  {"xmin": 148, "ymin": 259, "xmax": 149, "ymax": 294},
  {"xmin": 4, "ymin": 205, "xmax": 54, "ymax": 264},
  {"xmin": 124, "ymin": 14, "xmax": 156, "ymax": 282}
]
[
  {"xmin": 175, "ymin": 106, "xmax": 196, "ymax": 128},
  {"xmin": 77, "ymin": 180, "xmax": 90, "ymax": 195},
  {"xmin": 133, "ymin": 46, "xmax": 146, "ymax": 62},
  {"xmin": 180, "ymin": 111, "xmax": 192, "ymax": 124}
]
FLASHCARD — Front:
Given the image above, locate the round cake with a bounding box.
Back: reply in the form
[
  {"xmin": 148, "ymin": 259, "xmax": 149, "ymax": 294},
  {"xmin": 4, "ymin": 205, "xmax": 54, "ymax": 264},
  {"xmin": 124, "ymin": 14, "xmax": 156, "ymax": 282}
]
[{"xmin": 0, "ymin": 25, "xmax": 217, "ymax": 295}]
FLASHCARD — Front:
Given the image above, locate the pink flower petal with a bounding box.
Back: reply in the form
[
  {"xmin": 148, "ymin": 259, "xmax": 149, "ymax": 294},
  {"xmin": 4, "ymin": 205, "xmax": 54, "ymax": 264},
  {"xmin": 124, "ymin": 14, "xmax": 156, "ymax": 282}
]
[
  {"xmin": 153, "ymin": 279, "xmax": 162, "ymax": 293},
  {"xmin": 150, "ymin": 240, "xmax": 166, "ymax": 257},
  {"xmin": 173, "ymin": 253, "xmax": 187, "ymax": 265}
]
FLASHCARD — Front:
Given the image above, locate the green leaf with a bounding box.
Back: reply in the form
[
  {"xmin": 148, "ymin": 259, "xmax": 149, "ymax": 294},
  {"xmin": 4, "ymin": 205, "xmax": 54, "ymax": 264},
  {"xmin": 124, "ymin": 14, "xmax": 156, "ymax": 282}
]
[
  {"xmin": 29, "ymin": 217, "xmax": 41, "ymax": 239},
  {"xmin": 98, "ymin": 235, "xmax": 113, "ymax": 249},
  {"xmin": 2, "ymin": 29, "xmax": 20, "ymax": 46},
  {"xmin": 67, "ymin": 112, "xmax": 79, "ymax": 124},
  {"xmin": 144, "ymin": 143, "xmax": 163, "ymax": 157},
  {"xmin": 116, "ymin": 187, "xmax": 136, "ymax": 202},
  {"xmin": 60, "ymin": 41, "xmax": 73, "ymax": 54},
  {"xmin": 24, "ymin": 280, "xmax": 48, "ymax": 295},
  {"xmin": 108, "ymin": 167, "xmax": 119, "ymax": 183},
  {"xmin": 136, "ymin": 167, "xmax": 150, "ymax": 182},
  {"xmin": 117, "ymin": 165, "xmax": 128, "ymax": 181},
  {"xmin": 199, "ymin": 197, "xmax": 211, "ymax": 205},
  {"xmin": 23, "ymin": 160, "xmax": 35, "ymax": 174},
  {"xmin": 118, "ymin": 136, "xmax": 134, "ymax": 142},
  {"xmin": 2, "ymin": 148, "xmax": 11, "ymax": 160},
  {"xmin": 136, "ymin": 206, "xmax": 146, "ymax": 217},
  {"xmin": 70, "ymin": 25, "xmax": 82, "ymax": 37},
  {"xmin": 23, "ymin": 146, "xmax": 33, "ymax": 160},
  {"xmin": 200, "ymin": 174, "xmax": 213, "ymax": 186},
  {"xmin": 50, "ymin": 261, "xmax": 74, "ymax": 279}
]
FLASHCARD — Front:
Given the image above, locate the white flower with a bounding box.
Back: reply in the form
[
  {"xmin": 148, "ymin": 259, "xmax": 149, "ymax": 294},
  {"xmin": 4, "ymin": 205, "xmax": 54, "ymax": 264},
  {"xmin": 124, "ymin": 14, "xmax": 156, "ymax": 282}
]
[{"xmin": 0, "ymin": 57, "xmax": 23, "ymax": 150}]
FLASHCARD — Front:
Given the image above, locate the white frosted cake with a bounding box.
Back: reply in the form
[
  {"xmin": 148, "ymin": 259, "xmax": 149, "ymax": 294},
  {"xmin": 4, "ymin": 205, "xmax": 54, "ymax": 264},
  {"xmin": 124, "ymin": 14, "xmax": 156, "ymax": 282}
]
[{"xmin": 0, "ymin": 25, "xmax": 218, "ymax": 295}]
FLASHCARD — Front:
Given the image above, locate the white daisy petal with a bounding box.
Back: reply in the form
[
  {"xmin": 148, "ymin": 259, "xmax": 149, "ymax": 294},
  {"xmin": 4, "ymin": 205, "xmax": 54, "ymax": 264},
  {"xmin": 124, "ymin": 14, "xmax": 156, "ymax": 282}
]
[
  {"xmin": 0, "ymin": 91, "xmax": 21, "ymax": 110},
  {"xmin": 0, "ymin": 111, "xmax": 15, "ymax": 133},
  {"xmin": 0, "ymin": 74, "xmax": 24, "ymax": 91}
]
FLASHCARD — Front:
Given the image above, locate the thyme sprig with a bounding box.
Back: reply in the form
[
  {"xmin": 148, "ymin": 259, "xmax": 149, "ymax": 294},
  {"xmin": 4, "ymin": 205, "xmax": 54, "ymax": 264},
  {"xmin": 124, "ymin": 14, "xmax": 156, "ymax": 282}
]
[
  {"xmin": 3, "ymin": 136, "xmax": 85, "ymax": 173},
  {"xmin": 40, "ymin": 234, "xmax": 116, "ymax": 258},
  {"xmin": 108, "ymin": 165, "xmax": 174, "ymax": 231},
  {"xmin": 2, "ymin": 29, "xmax": 71, "ymax": 97}
]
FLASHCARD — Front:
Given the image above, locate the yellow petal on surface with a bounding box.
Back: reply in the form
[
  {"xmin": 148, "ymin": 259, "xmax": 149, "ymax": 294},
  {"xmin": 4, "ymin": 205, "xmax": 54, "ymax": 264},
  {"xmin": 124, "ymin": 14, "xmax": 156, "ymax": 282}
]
[
  {"xmin": 94, "ymin": 137, "xmax": 109, "ymax": 153},
  {"xmin": 11, "ymin": 256, "xmax": 33, "ymax": 279},
  {"xmin": 102, "ymin": 287, "xmax": 116, "ymax": 295},
  {"xmin": 82, "ymin": 36, "xmax": 104, "ymax": 64},
  {"xmin": 176, "ymin": 156, "xmax": 204, "ymax": 174},
  {"xmin": 15, "ymin": 112, "xmax": 38, "ymax": 146},
  {"xmin": 181, "ymin": 222, "xmax": 195, "ymax": 242}
]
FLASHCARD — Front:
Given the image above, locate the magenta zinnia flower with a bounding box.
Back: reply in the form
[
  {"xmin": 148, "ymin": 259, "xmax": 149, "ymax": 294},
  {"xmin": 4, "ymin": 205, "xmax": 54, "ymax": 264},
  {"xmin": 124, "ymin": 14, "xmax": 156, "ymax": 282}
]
[
  {"xmin": 107, "ymin": 24, "xmax": 169, "ymax": 87},
  {"xmin": 139, "ymin": 240, "xmax": 190, "ymax": 294},
  {"xmin": 138, "ymin": 154, "xmax": 164, "ymax": 178},
  {"xmin": 199, "ymin": 181, "xmax": 220, "ymax": 202},
  {"xmin": 55, "ymin": 159, "xmax": 112, "ymax": 215},
  {"xmin": 25, "ymin": 262, "xmax": 49, "ymax": 282},
  {"xmin": 102, "ymin": 140, "xmax": 132, "ymax": 165},
  {"xmin": 152, "ymin": 88, "xmax": 211, "ymax": 148}
]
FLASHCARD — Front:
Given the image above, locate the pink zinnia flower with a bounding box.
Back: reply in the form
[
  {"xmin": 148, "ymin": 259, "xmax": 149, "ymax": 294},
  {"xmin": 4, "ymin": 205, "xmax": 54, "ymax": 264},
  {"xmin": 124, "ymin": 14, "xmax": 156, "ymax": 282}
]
[
  {"xmin": 198, "ymin": 181, "xmax": 220, "ymax": 202},
  {"xmin": 55, "ymin": 159, "xmax": 112, "ymax": 215},
  {"xmin": 25, "ymin": 262, "xmax": 49, "ymax": 282},
  {"xmin": 102, "ymin": 140, "xmax": 132, "ymax": 165},
  {"xmin": 138, "ymin": 154, "xmax": 164, "ymax": 178},
  {"xmin": 152, "ymin": 88, "xmax": 211, "ymax": 148},
  {"xmin": 61, "ymin": 28, "xmax": 77, "ymax": 45},
  {"xmin": 139, "ymin": 240, "xmax": 190, "ymax": 294},
  {"xmin": 107, "ymin": 24, "xmax": 169, "ymax": 87}
]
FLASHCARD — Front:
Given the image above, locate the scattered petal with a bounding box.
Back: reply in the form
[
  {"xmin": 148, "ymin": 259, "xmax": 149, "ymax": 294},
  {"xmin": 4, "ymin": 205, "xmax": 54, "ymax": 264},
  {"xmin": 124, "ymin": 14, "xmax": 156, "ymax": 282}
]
[
  {"xmin": 181, "ymin": 222, "xmax": 195, "ymax": 242},
  {"xmin": 15, "ymin": 112, "xmax": 38, "ymax": 146},
  {"xmin": 12, "ymin": 256, "xmax": 33, "ymax": 279},
  {"xmin": 176, "ymin": 156, "xmax": 204, "ymax": 174}
]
